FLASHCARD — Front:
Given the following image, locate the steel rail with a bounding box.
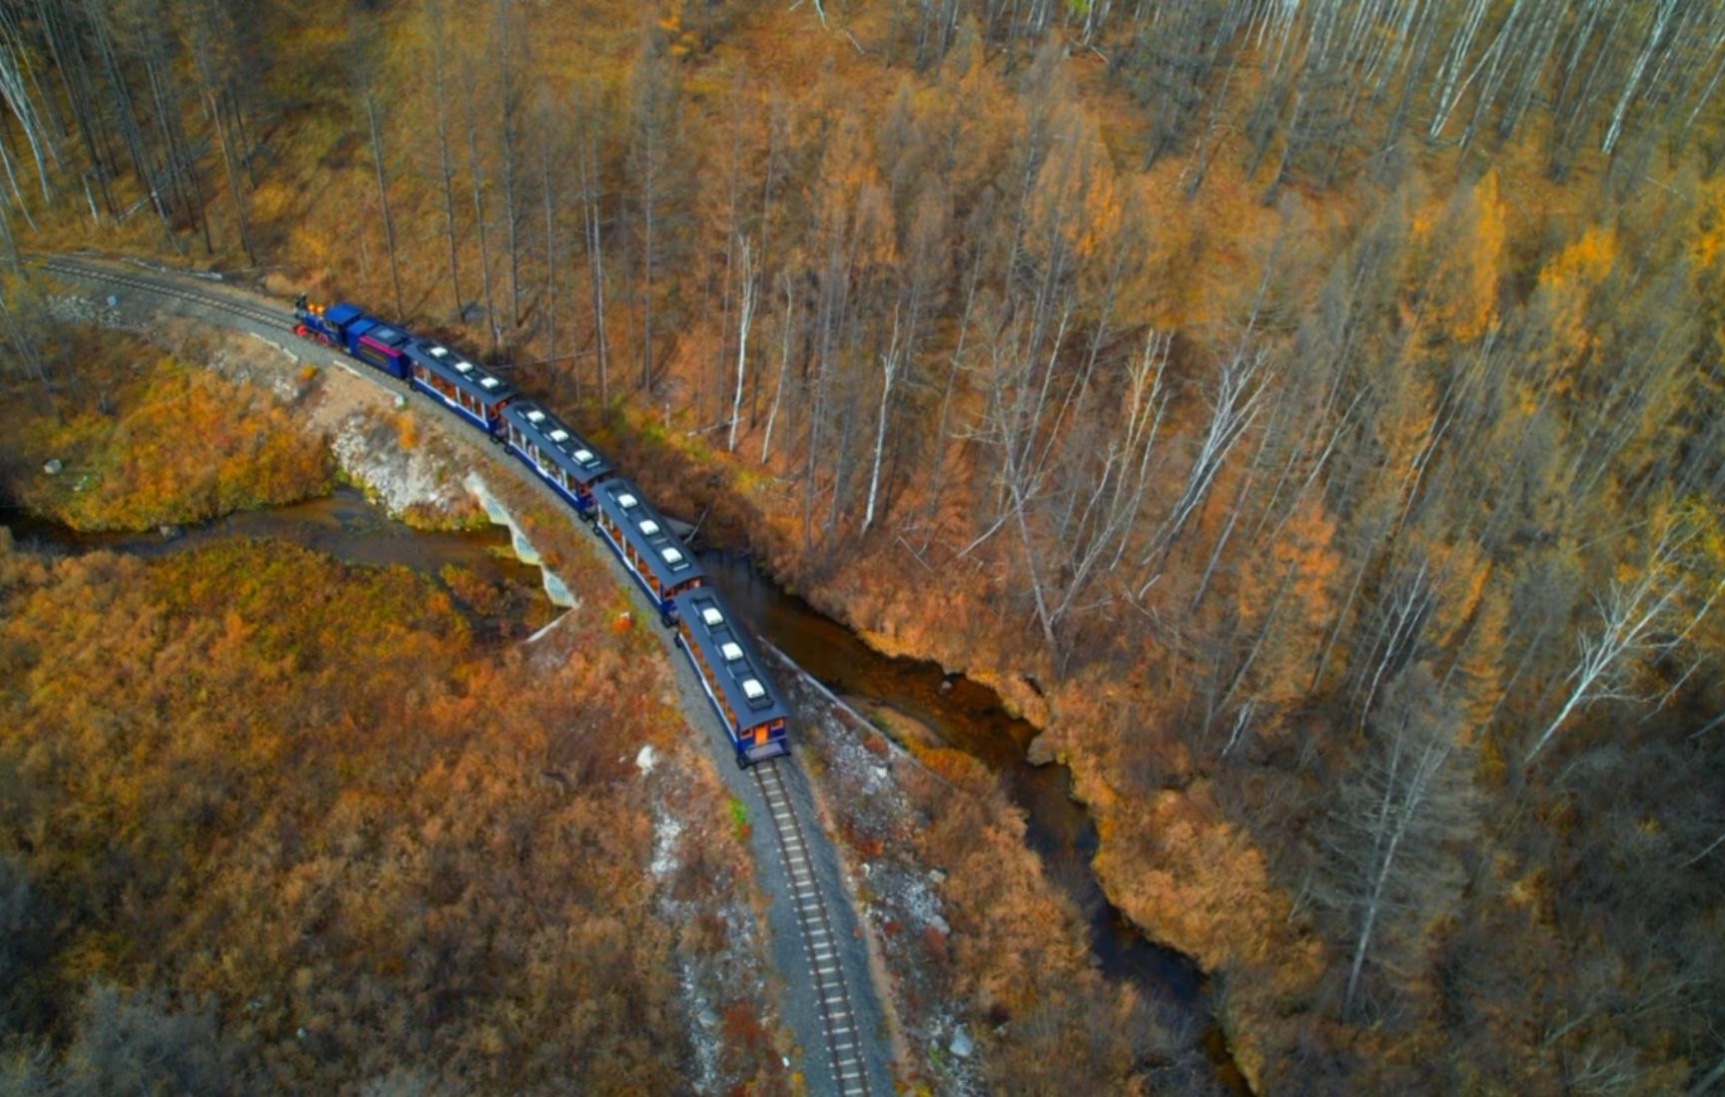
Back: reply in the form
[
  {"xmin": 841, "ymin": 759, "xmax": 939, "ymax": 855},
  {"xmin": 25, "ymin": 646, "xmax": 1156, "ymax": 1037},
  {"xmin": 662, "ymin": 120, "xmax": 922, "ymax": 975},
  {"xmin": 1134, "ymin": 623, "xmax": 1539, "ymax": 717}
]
[{"xmin": 752, "ymin": 758, "xmax": 871, "ymax": 1097}]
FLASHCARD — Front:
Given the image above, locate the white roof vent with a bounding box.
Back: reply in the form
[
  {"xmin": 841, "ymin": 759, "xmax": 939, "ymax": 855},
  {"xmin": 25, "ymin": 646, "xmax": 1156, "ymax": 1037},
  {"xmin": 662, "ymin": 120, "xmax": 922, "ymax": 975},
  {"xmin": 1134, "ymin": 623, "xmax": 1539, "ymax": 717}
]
[
  {"xmin": 455, "ymin": 361, "xmax": 474, "ymax": 374},
  {"xmin": 721, "ymin": 642, "xmax": 744, "ymax": 662},
  {"xmin": 526, "ymin": 410, "xmax": 546, "ymax": 423},
  {"xmin": 741, "ymin": 678, "xmax": 766, "ymax": 700},
  {"xmin": 618, "ymin": 493, "xmax": 638, "ymax": 508},
  {"xmin": 661, "ymin": 547, "xmax": 684, "ymax": 564},
  {"xmin": 639, "ymin": 520, "xmax": 661, "ymax": 536},
  {"xmin": 480, "ymin": 377, "xmax": 500, "ymax": 389},
  {"xmin": 429, "ymin": 346, "xmax": 449, "ymax": 358},
  {"xmin": 549, "ymin": 429, "xmax": 570, "ymax": 442},
  {"xmin": 701, "ymin": 607, "xmax": 724, "ymax": 627},
  {"xmin": 573, "ymin": 448, "xmax": 595, "ymax": 462}
]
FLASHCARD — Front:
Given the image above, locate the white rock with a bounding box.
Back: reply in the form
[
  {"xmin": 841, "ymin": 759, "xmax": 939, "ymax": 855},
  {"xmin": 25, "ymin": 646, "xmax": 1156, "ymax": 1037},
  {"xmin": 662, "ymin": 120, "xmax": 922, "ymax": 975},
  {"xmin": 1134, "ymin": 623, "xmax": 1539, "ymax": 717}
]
[
  {"xmin": 949, "ymin": 1026, "xmax": 974, "ymax": 1059},
  {"xmin": 1025, "ymin": 734, "xmax": 1057, "ymax": 766},
  {"xmin": 42, "ymin": 458, "xmax": 62, "ymax": 475},
  {"xmin": 636, "ymin": 744, "xmax": 657, "ymax": 773}
]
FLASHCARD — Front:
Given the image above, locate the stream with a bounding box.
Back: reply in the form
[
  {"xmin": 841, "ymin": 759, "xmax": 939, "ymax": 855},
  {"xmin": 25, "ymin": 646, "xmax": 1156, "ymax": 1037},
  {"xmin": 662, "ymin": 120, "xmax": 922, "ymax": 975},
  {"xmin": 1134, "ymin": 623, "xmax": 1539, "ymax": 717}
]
[
  {"xmin": 2, "ymin": 490, "xmax": 1244, "ymax": 1089},
  {"xmin": 700, "ymin": 548, "xmax": 1249, "ymax": 1092},
  {"xmin": 1, "ymin": 486, "xmax": 546, "ymax": 601}
]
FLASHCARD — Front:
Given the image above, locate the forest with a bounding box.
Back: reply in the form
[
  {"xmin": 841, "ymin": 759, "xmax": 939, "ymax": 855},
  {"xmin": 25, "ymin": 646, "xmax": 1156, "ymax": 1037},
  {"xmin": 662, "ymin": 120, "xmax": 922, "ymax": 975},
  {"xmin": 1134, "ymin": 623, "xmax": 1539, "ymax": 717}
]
[
  {"xmin": 1, "ymin": 0, "xmax": 1724, "ymax": 1091},
  {"xmin": 0, "ymin": 341, "xmax": 799, "ymax": 1091}
]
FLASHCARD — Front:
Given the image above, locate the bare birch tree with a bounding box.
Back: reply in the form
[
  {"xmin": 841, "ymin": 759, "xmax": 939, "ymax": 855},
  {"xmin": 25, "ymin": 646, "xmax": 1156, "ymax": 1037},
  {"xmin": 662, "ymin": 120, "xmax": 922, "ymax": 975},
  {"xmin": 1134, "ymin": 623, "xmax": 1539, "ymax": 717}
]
[
  {"xmin": 727, "ymin": 235, "xmax": 755, "ymax": 452},
  {"xmin": 364, "ymin": 87, "xmax": 404, "ymax": 320},
  {"xmin": 1313, "ymin": 665, "xmax": 1476, "ymax": 1022},
  {"xmin": 1524, "ymin": 515, "xmax": 1722, "ymax": 765}
]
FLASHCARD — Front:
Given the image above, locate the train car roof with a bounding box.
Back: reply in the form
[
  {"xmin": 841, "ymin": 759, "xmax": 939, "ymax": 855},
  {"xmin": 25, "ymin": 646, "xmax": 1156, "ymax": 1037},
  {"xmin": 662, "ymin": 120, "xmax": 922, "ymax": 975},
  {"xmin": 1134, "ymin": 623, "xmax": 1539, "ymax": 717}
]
[
  {"xmin": 356, "ymin": 320, "xmax": 411, "ymax": 347},
  {"xmin": 402, "ymin": 340, "xmax": 518, "ymax": 406},
  {"xmin": 325, "ymin": 303, "xmax": 365, "ymax": 327},
  {"xmin": 673, "ymin": 587, "xmax": 790, "ymax": 726},
  {"xmin": 344, "ymin": 314, "xmax": 381, "ymax": 339},
  {"xmin": 594, "ymin": 478, "xmax": 704, "ymax": 589},
  {"xmin": 501, "ymin": 401, "xmax": 614, "ymax": 485}
]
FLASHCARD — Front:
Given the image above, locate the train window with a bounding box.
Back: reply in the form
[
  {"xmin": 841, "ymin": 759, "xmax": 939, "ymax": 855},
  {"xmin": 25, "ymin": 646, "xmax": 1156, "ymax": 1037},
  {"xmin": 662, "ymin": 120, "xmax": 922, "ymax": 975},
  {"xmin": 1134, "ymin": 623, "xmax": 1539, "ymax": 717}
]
[
  {"xmin": 721, "ymin": 642, "xmax": 744, "ymax": 662},
  {"xmin": 701, "ymin": 607, "xmax": 724, "ymax": 627},
  {"xmin": 741, "ymin": 679, "xmax": 766, "ymax": 700}
]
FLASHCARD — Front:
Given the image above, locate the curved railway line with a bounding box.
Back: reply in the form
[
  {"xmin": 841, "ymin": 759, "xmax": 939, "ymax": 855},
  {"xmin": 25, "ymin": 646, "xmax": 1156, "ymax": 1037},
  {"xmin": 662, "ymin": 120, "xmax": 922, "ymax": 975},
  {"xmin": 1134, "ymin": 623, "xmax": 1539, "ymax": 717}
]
[
  {"xmin": 36, "ymin": 254, "xmax": 884, "ymax": 1096},
  {"xmin": 39, "ymin": 256, "xmax": 297, "ymax": 335},
  {"xmin": 752, "ymin": 758, "xmax": 871, "ymax": 1097}
]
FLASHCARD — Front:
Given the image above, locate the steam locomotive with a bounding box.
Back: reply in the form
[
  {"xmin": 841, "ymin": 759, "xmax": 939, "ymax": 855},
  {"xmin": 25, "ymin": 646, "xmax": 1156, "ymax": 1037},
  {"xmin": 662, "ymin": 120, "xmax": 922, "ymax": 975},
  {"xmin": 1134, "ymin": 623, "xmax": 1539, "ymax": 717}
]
[{"xmin": 294, "ymin": 296, "xmax": 791, "ymax": 767}]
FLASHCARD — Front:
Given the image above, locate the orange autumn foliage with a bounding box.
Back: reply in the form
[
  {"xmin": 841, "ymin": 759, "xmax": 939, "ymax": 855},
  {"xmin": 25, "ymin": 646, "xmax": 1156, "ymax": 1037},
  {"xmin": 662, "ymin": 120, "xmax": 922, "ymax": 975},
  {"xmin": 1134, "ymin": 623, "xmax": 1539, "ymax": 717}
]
[
  {"xmin": 0, "ymin": 535, "xmax": 762, "ymax": 1091},
  {"xmin": 6, "ymin": 345, "xmax": 330, "ymax": 532}
]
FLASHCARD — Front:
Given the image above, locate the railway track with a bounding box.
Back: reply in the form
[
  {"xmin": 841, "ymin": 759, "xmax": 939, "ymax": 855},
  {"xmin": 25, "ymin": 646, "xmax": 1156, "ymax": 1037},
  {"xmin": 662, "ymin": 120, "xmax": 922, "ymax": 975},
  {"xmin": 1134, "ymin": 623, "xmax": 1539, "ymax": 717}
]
[
  {"xmin": 37, "ymin": 256, "xmax": 297, "ymax": 335},
  {"xmin": 752, "ymin": 758, "xmax": 871, "ymax": 1097},
  {"xmin": 39, "ymin": 254, "xmax": 886, "ymax": 1093}
]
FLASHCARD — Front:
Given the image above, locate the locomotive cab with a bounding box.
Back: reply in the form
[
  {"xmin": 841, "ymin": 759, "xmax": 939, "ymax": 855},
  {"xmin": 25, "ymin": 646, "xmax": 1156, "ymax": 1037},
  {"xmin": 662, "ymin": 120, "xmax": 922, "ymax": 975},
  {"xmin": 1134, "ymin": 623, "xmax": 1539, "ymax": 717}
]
[{"xmin": 293, "ymin": 299, "xmax": 365, "ymax": 349}]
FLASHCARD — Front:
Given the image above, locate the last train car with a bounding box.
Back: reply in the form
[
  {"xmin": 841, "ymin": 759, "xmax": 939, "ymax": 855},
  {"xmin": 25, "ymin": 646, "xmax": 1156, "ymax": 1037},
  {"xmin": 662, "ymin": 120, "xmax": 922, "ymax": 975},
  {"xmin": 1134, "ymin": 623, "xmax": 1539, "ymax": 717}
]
[
  {"xmin": 402, "ymin": 339, "xmax": 517, "ymax": 434},
  {"xmin": 673, "ymin": 587, "xmax": 791, "ymax": 767},
  {"xmin": 592, "ymin": 477, "xmax": 704, "ymax": 623},
  {"xmin": 501, "ymin": 401, "xmax": 615, "ymax": 517}
]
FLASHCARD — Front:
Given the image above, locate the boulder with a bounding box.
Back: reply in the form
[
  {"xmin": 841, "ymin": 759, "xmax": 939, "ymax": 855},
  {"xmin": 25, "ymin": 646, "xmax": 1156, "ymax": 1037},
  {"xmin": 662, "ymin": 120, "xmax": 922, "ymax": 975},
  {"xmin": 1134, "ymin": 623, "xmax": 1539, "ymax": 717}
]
[
  {"xmin": 949, "ymin": 1026, "xmax": 974, "ymax": 1059},
  {"xmin": 1025, "ymin": 734, "xmax": 1057, "ymax": 767}
]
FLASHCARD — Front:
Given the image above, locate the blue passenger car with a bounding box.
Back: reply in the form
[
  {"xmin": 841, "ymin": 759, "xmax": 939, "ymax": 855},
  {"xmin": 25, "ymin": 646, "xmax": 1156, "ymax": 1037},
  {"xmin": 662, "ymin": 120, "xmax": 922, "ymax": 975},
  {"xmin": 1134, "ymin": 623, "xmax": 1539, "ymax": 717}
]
[
  {"xmin": 501, "ymin": 401, "xmax": 615, "ymax": 516},
  {"xmin": 593, "ymin": 477, "xmax": 705, "ymax": 623},
  {"xmin": 673, "ymin": 587, "xmax": 792, "ymax": 767},
  {"xmin": 402, "ymin": 340, "xmax": 517, "ymax": 434}
]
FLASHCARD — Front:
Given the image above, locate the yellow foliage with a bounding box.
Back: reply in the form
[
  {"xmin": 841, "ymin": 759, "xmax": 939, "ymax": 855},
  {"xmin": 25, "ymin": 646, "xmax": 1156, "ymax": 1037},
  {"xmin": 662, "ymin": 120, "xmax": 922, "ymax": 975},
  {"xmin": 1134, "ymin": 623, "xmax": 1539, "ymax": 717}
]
[
  {"xmin": 1534, "ymin": 225, "xmax": 1617, "ymax": 383},
  {"xmin": 0, "ymin": 537, "xmax": 730, "ymax": 1090},
  {"xmin": 1418, "ymin": 170, "xmax": 1506, "ymax": 343},
  {"xmin": 5, "ymin": 348, "xmax": 332, "ymax": 532},
  {"xmin": 395, "ymin": 411, "xmax": 420, "ymax": 450}
]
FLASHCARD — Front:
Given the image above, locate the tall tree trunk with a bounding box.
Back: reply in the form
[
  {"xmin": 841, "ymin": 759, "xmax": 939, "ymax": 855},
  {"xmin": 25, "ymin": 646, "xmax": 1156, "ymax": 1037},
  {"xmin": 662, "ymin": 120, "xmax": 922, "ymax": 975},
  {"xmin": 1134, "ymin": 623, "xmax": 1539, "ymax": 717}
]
[{"xmin": 366, "ymin": 88, "xmax": 405, "ymax": 320}]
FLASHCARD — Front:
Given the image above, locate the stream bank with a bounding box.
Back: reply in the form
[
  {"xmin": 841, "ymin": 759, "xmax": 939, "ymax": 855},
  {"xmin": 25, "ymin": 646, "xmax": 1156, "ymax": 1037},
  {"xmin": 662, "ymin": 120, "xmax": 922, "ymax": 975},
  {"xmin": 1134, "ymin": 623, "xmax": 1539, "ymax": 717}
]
[{"xmin": 700, "ymin": 548, "xmax": 1249, "ymax": 1093}]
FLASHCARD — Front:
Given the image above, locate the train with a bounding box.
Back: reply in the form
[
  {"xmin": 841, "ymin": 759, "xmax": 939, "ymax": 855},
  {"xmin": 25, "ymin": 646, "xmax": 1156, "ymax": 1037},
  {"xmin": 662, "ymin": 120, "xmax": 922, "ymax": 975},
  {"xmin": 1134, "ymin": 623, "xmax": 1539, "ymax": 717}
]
[{"xmin": 294, "ymin": 295, "xmax": 793, "ymax": 767}]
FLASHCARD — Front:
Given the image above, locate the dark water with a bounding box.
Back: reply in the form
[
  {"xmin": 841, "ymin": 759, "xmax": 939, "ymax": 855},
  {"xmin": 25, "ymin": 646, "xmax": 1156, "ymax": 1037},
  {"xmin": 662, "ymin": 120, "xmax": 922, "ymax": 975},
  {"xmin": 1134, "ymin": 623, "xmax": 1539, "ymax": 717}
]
[
  {"xmin": 701, "ymin": 549, "xmax": 1247, "ymax": 1088},
  {"xmin": 3, "ymin": 491, "xmax": 1243, "ymax": 1084},
  {"xmin": 2, "ymin": 487, "xmax": 544, "ymax": 593}
]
